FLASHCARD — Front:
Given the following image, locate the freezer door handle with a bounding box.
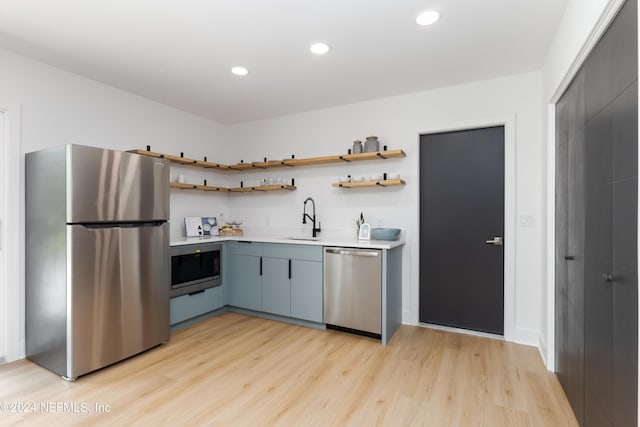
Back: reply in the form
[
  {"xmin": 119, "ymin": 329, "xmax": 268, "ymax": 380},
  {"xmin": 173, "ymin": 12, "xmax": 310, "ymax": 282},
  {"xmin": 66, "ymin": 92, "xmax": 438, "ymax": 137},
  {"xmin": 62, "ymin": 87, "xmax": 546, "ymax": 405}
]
[
  {"xmin": 79, "ymin": 221, "xmax": 166, "ymax": 229},
  {"xmin": 325, "ymin": 248, "xmax": 379, "ymax": 257}
]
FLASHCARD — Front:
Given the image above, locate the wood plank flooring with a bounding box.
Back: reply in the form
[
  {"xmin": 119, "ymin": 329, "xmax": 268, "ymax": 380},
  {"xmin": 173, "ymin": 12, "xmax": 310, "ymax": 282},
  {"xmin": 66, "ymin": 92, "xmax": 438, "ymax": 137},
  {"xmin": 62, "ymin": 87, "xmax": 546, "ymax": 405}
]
[{"xmin": 0, "ymin": 312, "xmax": 577, "ymax": 426}]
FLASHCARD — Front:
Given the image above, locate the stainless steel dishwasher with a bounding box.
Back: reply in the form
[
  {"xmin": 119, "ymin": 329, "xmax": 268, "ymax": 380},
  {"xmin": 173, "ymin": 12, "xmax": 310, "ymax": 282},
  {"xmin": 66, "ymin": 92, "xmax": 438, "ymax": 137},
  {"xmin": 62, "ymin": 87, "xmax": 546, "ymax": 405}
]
[{"xmin": 323, "ymin": 247, "xmax": 381, "ymax": 336}]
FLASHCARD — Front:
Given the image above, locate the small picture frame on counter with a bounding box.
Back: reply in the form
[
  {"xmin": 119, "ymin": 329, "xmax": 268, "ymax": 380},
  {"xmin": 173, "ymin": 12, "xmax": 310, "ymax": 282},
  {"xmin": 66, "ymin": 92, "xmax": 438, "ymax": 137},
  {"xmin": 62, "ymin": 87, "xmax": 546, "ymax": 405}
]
[
  {"xmin": 185, "ymin": 217, "xmax": 218, "ymax": 237},
  {"xmin": 358, "ymin": 223, "xmax": 371, "ymax": 240}
]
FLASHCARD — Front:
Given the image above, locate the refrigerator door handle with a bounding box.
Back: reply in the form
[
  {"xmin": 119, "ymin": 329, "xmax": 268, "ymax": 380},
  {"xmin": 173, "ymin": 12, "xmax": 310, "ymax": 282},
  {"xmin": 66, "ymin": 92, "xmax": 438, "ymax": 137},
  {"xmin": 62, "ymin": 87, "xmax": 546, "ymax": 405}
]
[{"xmin": 79, "ymin": 221, "xmax": 166, "ymax": 229}]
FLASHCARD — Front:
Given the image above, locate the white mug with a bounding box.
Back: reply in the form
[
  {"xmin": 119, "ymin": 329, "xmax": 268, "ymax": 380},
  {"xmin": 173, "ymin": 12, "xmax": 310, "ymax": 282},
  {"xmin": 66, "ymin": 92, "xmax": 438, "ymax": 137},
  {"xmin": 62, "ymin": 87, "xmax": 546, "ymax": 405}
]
[{"xmin": 178, "ymin": 174, "xmax": 186, "ymax": 183}]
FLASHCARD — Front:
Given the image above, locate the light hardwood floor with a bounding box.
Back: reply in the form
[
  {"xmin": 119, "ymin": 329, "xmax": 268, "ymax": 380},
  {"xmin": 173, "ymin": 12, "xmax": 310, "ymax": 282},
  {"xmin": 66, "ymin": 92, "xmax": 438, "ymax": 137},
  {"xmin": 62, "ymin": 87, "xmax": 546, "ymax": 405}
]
[{"xmin": 0, "ymin": 312, "xmax": 577, "ymax": 426}]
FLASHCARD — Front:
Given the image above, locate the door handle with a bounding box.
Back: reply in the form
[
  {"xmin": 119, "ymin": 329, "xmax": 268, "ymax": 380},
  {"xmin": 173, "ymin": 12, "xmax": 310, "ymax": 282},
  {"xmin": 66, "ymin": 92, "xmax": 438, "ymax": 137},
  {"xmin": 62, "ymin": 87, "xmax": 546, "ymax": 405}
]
[
  {"xmin": 485, "ymin": 236, "xmax": 503, "ymax": 246},
  {"xmin": 564, "ymin": 255, "xmax": 574, "ymax": 260},
  {"xmin": 325, "ymin": 248, "xmax": 379, "ymax": 257},
  {"xmin": 602, "ymin": 273, "xmax": 614, "ymax": 283}
]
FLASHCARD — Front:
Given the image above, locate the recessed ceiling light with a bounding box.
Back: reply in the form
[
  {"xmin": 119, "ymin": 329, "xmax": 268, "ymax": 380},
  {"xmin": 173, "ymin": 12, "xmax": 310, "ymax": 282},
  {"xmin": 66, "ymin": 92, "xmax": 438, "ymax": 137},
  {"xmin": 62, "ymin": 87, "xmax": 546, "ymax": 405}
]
[
  {"xmin": 310, "ymin": 43, "xmax": 330, "ymax": 55},
  {"xmin": 231, "ymin": 66, "xmax": 248, "ymax": 76},
  {"xmin": 416, "ymin": 10, "xmax": 440, "ymax": 26}
]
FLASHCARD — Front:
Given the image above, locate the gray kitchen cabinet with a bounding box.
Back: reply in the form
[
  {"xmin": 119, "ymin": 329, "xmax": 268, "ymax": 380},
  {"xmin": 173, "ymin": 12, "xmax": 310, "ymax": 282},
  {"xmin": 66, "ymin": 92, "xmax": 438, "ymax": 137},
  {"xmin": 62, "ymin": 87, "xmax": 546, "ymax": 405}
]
[
  {"xmin": 170, "ymin": 286, "xmax": 224, "ymax": 325},
  {"xmin": 228, "ymin": 241, "xmax": 263, "ymax": 311},
  {"xmin": 262, "ymin": 256, "xmax": 290, "ymax": 316},
  {"xmin": 228, "ymin": 241, "xmax": 323, "ymax": 323},
  {"xmin": 261, "ymin": 243, "xmax": 323, "ymax": 321},
  {"xmin": 290, "ymin": 260, "xmax": 323, "ymax": 322}
]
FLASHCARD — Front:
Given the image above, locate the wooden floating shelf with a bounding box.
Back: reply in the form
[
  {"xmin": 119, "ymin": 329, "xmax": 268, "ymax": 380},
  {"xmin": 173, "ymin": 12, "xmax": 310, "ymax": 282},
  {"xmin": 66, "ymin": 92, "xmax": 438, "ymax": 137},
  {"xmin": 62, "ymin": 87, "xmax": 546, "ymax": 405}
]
[
  {"xmin": 128, "ymin": 149, "xmax": 197, "ymax": 165},
  {"xmin": 228, "ymin": 186, "xmax": 255, "ymax": 192},
  {"xmin": 342, "ymin": 150, "xmax": 405, "ymax": 161},
  {"xmin": 170, "ymin": 182, "xmax": 197, "ymax": 190},
  {"xmin": 252, "ymin": 160, "xmax": 289, "ymax": 169},
  {"xmin": 227, "ymin": 163, "xmax": 256, "ymax": 171},
  {"xmin": 229, "ymin": 185, "xmax": 296, "ymax": 192},
  {"xmin": 331, "ymin": 179, "xmax": 406, "ymax": 188},
  {"xmin": 282, "ymin": 155, "xmax": 344, "ymax": 167},
  {"xmin": 194, "ymin": 184, "xmax": 227, "ymax": 192},
  {"xmin": 170, "ymin": 182, "xmax": 296, "ymax": 193},
  {"xmin": 251, "ymin": 184, "xmax": 296, "ymax": 191},
  {"xmin": 194, "ymin": 159, "xmax": 230, "ymax": 170},
  {"xmin": 129, "ymin": 149, "xmax": 405, "ymax": 171}
]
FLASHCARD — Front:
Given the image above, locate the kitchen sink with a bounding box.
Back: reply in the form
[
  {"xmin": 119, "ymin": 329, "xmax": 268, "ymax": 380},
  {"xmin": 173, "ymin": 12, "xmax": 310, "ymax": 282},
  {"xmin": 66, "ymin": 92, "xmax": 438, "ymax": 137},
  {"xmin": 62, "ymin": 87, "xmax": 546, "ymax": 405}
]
[{"xmin": 284, "ymin": 236, "xmax": 319, "ymax": 241}]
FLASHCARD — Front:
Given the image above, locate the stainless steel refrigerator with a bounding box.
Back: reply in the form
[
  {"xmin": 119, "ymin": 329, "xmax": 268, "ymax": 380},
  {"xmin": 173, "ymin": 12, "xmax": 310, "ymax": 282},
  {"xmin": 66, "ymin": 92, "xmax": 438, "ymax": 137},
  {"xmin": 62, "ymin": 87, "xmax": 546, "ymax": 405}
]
[{"xmin": 26, "ymin": 144, "xmax": 170, "ymax": 380}]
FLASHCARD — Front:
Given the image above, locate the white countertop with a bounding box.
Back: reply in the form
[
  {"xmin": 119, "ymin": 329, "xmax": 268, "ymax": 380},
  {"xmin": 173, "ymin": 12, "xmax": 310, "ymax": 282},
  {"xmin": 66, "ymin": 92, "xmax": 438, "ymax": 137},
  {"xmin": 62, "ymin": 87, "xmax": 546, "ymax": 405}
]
[{"xmin": 170, "ymin": 233, "xmax": 405, "ymax": 250}]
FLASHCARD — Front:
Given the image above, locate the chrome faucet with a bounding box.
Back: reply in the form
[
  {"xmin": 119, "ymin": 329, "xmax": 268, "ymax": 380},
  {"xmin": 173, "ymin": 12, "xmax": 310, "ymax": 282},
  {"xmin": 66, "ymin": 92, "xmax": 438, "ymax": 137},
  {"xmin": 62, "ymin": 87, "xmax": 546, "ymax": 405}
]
[{"xmin": 302, "ymin": 197, "xmax": 321, "ymax": 237}]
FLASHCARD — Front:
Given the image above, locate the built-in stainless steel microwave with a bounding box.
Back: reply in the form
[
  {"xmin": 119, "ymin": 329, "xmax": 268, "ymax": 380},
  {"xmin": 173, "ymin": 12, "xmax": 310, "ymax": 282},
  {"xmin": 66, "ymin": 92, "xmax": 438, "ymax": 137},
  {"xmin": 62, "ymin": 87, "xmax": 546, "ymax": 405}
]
[{"xmin": 170, "ymin": 243, "xmax": 221, "ymax": 298}]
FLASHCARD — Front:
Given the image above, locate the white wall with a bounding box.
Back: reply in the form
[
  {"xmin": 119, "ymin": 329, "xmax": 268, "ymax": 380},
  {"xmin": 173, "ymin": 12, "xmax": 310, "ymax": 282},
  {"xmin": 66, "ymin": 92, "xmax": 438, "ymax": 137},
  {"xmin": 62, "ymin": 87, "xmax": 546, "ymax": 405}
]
[
  {"xmin": 0, "ymin": 47, "xmax": 230, "ymax": 361},
  {"xmin": 0, "ymin": 47, "xmax": 550, "ymax": 361},
  {"xmin": 226, "ymin": 71, "xmax": 546, "ymax": 346},
  {"xmin": 541, "ymin": 0, "xmax": 625, "ymax": 370}
]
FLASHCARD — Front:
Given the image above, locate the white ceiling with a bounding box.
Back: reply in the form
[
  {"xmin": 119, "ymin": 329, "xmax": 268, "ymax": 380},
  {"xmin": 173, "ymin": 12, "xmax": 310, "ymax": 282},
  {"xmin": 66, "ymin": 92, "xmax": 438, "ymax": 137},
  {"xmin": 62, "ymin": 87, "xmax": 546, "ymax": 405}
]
[{"xmin": 0, "ymin": 0, "xmax": 568, "ymax": 124}]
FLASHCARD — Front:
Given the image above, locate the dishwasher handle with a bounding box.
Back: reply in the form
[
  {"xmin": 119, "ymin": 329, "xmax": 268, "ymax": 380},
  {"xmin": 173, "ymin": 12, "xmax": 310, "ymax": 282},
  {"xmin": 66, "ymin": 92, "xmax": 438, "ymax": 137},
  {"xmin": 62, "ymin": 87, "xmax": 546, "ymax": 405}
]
[{"xmin": 325, "ymin": 248, "xmax": 379, "ymax": 257}]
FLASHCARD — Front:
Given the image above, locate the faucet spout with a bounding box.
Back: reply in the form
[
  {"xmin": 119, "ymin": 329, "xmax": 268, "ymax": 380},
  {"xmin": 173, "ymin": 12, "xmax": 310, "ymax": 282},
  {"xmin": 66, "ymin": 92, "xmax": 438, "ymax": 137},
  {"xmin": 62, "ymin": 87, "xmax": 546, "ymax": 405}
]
[{"xmin": 302, "ymin": 197, "xmax": 321, "ymax": 238}]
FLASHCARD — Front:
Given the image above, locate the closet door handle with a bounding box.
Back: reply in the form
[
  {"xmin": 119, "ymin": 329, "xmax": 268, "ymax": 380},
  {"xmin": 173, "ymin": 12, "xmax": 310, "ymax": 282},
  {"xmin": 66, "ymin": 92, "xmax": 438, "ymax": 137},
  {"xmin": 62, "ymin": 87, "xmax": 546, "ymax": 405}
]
[{"xmin": 602, "ymin": 273, "xmax": 614, "ymax": 282}]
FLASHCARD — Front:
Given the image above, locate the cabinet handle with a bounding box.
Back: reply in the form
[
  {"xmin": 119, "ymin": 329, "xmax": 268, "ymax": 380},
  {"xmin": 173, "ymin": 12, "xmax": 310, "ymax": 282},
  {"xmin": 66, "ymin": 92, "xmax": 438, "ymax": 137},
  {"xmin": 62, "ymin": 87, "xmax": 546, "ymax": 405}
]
[
  {"xmin": 602, "ymin": 273, "xmax": 614, "ymax": 282},
  {"xmin": 564, "ymin": 255, "xmax": 574, "ymax": 260},
  {"xmin": 260, "ymin": 257, "xmax": 263, "ymax": 276},
  {"xmin": 288, "ymin": 259, "xmax": 292, "ymax": 279}
]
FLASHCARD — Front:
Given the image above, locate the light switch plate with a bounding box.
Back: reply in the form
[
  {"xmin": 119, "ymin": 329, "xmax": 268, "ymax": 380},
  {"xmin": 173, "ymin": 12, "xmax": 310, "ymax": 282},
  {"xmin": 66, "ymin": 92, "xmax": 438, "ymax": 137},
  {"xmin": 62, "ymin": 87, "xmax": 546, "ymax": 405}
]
[{"xmin": 520, "ymin": 215, "xmax": 535, "ymax": 227}]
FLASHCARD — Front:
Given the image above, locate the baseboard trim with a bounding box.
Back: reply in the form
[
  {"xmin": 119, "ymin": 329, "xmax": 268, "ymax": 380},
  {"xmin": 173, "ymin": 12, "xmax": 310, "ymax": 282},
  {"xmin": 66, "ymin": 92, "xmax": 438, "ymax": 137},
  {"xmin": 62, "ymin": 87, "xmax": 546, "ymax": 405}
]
[
  {"xmin": 513, "ymin": 327, "xmax": 540, "ymax": 347},
  {"xmin": 538, "ymin": 332, "xmax": 548, "ymax": 367},
  {"xmin": 418, "ymin": 322, "xmax": 504, "ymax": 341}
]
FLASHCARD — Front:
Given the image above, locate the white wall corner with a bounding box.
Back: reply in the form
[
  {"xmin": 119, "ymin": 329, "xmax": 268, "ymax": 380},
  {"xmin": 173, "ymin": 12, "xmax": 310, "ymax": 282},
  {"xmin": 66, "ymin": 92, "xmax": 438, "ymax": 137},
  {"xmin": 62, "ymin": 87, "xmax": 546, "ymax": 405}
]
[
  {"xmin": 1, "ymin": 102, "xmax": 23, "ymax": 363},
  {"xmin": 401, "ymin": 310, "xmax": 412, "ymax": 325}
]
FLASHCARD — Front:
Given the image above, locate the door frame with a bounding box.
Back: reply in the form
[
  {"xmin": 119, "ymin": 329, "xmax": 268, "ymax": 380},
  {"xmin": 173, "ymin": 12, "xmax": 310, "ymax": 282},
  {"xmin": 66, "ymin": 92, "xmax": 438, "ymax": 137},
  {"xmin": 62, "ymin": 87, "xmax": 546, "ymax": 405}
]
[
  {"xmin": 0, "ymin": 103, "xmax": 21, "ymax": 363},
  {"xmin": 415, "ymin": 115, "xmax": 516, "ymax": 342}
]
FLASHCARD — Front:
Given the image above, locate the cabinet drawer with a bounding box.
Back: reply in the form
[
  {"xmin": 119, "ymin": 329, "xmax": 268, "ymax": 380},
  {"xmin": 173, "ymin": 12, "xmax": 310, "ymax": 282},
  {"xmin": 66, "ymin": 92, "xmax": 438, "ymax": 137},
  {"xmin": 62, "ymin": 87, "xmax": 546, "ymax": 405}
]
[
  {"xmin": 262, "ymin": 243, "xmax": 322, "ymax": 261},
  {"xmin": 229, "ymin": 241, "xmax": 263, "ymax": 256},
  {"xmin": 170, "ymin": 286, "xmax": 223, "ymax": 325}
]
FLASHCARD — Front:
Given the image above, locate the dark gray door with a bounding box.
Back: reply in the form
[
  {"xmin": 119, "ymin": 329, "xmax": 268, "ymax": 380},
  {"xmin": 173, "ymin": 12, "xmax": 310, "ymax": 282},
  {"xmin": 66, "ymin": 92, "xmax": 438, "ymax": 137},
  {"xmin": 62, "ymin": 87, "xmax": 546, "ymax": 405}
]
[
  {"xmin": 555, "ymin": 0, "xmax": 638, "ymax": 425},
  {"xmin": 419, "ymin": 126, "xmax": 504, "ymax": 335}
]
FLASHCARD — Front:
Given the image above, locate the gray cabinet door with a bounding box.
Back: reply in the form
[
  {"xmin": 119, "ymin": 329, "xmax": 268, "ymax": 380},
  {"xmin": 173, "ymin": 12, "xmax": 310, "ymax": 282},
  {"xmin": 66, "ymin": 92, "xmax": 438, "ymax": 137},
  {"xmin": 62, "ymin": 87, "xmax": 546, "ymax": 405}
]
[
  {"xmin": 229, "ymin": 254, "xmax": 262, "ymax": 311},
  {"xmin": 170, "ymin": 286, "xmax": 224, "ymax": 325},
  {"xmin": 228, "ymin": 242, "xmax": 323, "ymax": 322},
  {"xmin": 291, "ymin": 260, "xmax": 323, "ymax": 323},
  {"xmin": 262, "ymin": 257, "xmax": 291, "ymax": 316}
]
